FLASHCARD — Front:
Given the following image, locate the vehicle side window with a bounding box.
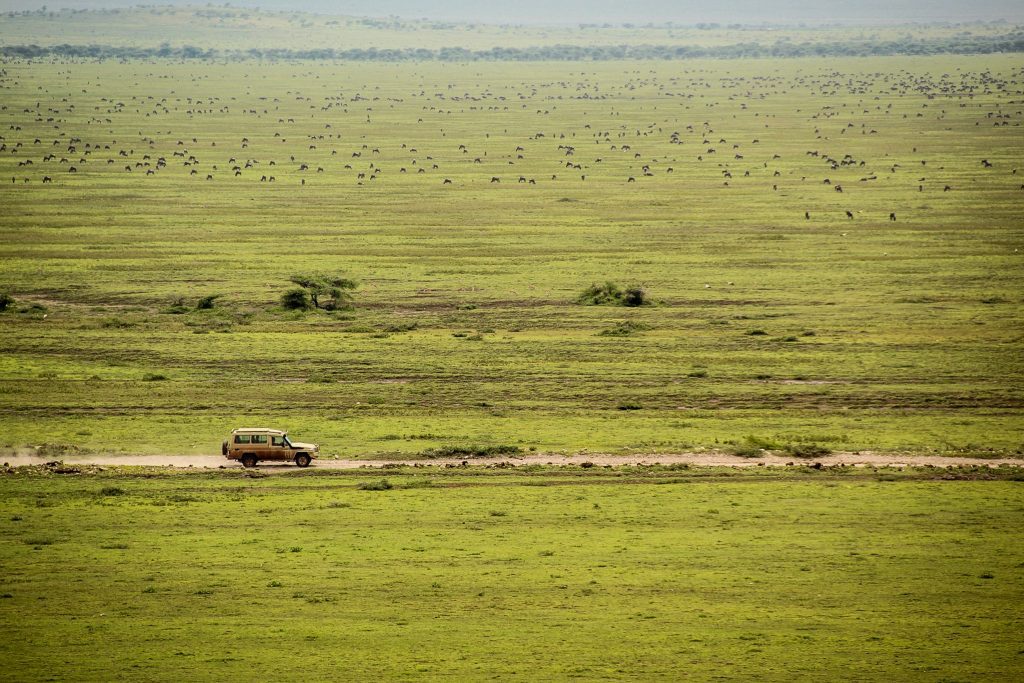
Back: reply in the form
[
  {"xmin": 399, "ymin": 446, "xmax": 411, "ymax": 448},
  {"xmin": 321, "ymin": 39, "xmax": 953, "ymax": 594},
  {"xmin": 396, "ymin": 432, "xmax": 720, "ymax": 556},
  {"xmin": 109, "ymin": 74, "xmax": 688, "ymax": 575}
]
[
  {"xmin": 252, "ymin": 435, "xmax": 268, "ymax": 444},
  {"xmin": 234, "ymin": 434, "xmax": 250, "ymax": 444},
  {"xmin": 272, "ymin": 436, "xmax": 284, "ymax": 446}
]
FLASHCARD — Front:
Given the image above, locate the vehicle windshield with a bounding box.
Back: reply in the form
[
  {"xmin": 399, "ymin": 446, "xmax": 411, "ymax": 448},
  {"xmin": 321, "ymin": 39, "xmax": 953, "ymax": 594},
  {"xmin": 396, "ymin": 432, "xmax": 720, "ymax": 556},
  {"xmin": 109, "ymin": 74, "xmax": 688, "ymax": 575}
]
[{"xmin": 283, "ymin": 435, "xmax": 292, "ymax": 447}]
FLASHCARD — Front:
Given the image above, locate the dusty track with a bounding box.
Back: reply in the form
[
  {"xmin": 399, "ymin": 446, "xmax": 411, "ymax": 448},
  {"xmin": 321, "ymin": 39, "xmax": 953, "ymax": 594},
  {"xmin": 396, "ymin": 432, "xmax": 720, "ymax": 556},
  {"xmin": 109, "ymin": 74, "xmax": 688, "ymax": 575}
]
[{"xmin": 2, "ymin": 452, "xmax": 1020, "ymax": 470}]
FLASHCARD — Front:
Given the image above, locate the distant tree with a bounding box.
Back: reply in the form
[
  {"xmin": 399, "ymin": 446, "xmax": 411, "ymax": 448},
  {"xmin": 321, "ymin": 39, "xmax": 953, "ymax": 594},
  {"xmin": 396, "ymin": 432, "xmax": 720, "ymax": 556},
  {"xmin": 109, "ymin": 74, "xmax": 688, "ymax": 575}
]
[
  {"xmin": 287, "ymin": 275, "xmax": 357, "ymax": 310},
  {"xmin": 196, "ymin": 294, "xmax": 220, "ymax": 310},
  {"xmin": 281, "ymin": 288, "xmax": 310, "ymax": 311},
  {"xmin": 622, "ymin": 286, "xmax": 647, "ymax": 307},
  {"xmin": 577, "ymin": 282, "xmax": 649, "ymax": 307}
]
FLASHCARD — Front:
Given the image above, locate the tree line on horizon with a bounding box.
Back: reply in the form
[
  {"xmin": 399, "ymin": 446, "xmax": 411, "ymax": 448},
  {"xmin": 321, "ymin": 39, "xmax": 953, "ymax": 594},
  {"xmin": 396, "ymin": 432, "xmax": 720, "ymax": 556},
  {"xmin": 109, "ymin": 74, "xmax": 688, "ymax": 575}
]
[{"xmin": 3, "ymin": 33, "xmax": 1023, "ymax": 61}]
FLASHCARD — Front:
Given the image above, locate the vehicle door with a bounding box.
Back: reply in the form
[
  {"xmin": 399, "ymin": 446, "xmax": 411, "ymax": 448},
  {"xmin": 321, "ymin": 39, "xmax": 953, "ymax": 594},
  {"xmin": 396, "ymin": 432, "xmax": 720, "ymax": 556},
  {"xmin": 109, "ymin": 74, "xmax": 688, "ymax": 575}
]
[
  {"xmin": 250, "ymin": 433, "xmax": 271, "ymax": 459},
  {"xmin": 271, "ymin": 434, "xmax": 290, "ymax": 461},
  {"xmin": 232, "ymin": 432, "xmax": 252, "ymax": 456}
]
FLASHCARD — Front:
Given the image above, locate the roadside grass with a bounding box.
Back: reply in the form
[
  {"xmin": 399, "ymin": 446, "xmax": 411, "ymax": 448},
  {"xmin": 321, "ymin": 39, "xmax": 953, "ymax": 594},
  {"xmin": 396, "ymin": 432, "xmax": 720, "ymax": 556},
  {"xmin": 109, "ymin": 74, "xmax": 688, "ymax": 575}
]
[{"xmin": 0, "ymin": 467, "xmax": 1021, "ymax": 680}]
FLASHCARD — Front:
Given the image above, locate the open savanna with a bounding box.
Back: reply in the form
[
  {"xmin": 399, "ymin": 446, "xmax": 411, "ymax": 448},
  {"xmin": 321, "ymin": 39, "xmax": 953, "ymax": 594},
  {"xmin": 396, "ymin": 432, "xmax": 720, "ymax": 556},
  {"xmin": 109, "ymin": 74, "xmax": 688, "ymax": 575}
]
[
  {"xmin": 1, "ymin": 56, "xmax": 1022, "ymax": 458},
  {"xmin": 1, "ymin": 465, "xmax": 1023, "ymax": 680}
]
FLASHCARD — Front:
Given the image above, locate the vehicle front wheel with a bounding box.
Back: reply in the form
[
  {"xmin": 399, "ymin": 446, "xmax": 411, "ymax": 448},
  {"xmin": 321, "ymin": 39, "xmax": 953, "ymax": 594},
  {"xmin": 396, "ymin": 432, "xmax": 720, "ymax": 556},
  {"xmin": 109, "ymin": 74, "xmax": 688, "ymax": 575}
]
[
  {"xmin": 241, "ymin": 454, "xmax": 257, "ymax": 468},
  {"xmin": 295, "ymin": 453, "xmax": 312, "ymax": 468}
]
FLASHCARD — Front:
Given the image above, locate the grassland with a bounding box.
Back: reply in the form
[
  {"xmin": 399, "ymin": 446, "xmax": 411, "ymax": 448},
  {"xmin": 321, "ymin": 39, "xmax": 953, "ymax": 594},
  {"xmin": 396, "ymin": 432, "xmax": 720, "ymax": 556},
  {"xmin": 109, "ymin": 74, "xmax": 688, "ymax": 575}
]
[
  {"xmin": 1, "ymin": 465, "xmax": 1022, "ymax": 680},
  {"xmin": 1, "ymin": 54, "xmax": 1022, "ymax": 458}
]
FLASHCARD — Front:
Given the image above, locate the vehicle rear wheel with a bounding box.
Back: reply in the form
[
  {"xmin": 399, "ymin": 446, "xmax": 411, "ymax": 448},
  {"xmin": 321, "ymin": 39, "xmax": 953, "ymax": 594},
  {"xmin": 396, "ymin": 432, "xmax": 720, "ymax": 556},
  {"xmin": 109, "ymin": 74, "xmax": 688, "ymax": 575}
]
[
  {"xmin": 295, "ymin": 453, "xmax": 312, "ymax": 468},
  {"xmin": 241, "ymin": 454, "xmax": 257, "ymax": 468}
]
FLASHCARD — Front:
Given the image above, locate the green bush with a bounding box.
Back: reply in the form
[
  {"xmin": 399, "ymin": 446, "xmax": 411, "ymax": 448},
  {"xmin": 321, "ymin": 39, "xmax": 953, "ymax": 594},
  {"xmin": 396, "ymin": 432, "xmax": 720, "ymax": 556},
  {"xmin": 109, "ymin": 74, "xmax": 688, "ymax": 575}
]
[
  {"xmin": 358, "ymin": 479, "xmax": 394, "ymax": 491},
  {"xmin": 577, "ymin": 281, "xmax": 623, "ymax": 305},
  {"xmin": 727, "ymin": 435, "xmax": 781, "ymax": 457},
  {"xmin": 281, "ymin": 287, "xmax": 310, "ymax": 310},
  {"xmin": 420, "ymin": 444, "xmax": 521, "ymax": 458},
  {"xmin": 622, "ymin": 286, "xmax": 647, "ymax": 307},
  {"xmin": 783, "ymin": 443, "xmax": 832, "ymax": 458},
  {"xmin": 163, "ymin": 298, "xmax": 190, "ymax": 314},
  {"xmin": 597, "ymin": 320, "xmax": 651, "ymax": 337},
  {"xmin": 0, "ymin": 293, "xmax": 14, "ymax": 312},
  {"xmin": 196, "ymin": 294, "xmax": 220, "ymax": 310}
]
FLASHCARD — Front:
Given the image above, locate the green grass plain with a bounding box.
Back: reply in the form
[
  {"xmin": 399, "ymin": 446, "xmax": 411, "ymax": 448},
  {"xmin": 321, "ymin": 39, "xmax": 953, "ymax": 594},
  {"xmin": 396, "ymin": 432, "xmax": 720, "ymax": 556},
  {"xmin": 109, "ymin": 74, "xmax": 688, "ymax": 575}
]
[
  {"xmin": 1, "ymin": 465, "xmax": 1022, "ymax": 680},
  {"xmin": 1, "ymin": 54, "xmax": 1022, "ymax": 457}
]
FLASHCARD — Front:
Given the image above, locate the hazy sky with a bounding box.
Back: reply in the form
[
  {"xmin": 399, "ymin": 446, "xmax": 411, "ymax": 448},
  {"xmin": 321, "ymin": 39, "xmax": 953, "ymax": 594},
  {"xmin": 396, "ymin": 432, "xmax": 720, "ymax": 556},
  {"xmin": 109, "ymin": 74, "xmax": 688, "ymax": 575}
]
[{"xmin": 3, "ymin": 0, "xmax": 1023, "ymax": 24}]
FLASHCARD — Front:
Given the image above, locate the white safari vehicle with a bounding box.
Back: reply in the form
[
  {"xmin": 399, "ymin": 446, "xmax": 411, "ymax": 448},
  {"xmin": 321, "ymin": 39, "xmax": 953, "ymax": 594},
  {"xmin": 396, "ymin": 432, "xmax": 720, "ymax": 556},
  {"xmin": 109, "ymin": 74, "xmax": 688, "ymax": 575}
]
[{"xmin": 222, "ymin": 428, "xmax": 319, "ymax": 468}]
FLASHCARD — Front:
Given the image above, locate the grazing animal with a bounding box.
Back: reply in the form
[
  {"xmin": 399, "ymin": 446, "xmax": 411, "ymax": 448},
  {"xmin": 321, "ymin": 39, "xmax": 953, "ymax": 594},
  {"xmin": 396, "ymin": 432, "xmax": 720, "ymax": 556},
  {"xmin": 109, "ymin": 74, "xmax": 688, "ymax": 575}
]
[
  {"xmin": 805, "ymin": 211, "xmax": 810, "ymax": 220},
  {"xmin": 42, "ymin": 176, "xmax": 52, "ymax": 183},
  {"xmin": 889, "ymin": 213, "xmax": 896, "ymax": 221},
  {"xmin": 845, "ymin": 211, "xmax": 854, "ymax": 219},
  {"xmin": 491, "ymin": 177, "xmax": 500, "ymax": 183},
  {"xmin": 443, "ymin": 178, "xmax": 452, "ymax": 185}
]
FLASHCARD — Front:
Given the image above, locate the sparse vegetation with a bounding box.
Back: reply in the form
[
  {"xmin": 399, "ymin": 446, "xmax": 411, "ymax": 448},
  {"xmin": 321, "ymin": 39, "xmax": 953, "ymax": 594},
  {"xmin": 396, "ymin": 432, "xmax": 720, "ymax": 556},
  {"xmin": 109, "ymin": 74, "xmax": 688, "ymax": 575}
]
[
  {"xmin": 577, "ymin": 282, "xmax": 648, "ymax": 307},
  {"xmin": 420, "ymin": 445, "xmax": 522, "ymax": 458},
  {"xmin": 287, "ymin": 275, "xmax": 358, "ymax": 311},
  {"xmin": 597, "ymin": 320, "xmax": 651, "ymax": 337}
]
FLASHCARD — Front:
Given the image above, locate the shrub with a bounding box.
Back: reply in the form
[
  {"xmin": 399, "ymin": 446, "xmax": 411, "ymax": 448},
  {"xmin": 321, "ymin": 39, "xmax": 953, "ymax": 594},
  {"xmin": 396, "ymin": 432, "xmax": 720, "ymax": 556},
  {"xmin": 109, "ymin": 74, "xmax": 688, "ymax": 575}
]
[
  {"xmin": 617, "ymin": 402, "xmax": 643, "ymax": 411},
  {"xmin": 727, "ymin": 435, "xmax": 781, "ymax": 457},
  {"xmin": 746, "ymin": 329, "xmax": 768, "ymax": 336},
  {"xmin": 597, "ymin": 320, "xmax": 650, "ymax": 337},
  {"xmin": 281, "ymin": 287, "xmax": 310, "ymax": 310},
  {"xmin": 0, "ymin": 293, "xmax": 14, "ymax": 312},
  {"xmin": 783, "ymin": 443, "xmax": 832, "ymax": 458},
  {"xmin": 196, "ymin": 294, "xmax": 220, "ymax": 310},
  {"xmin": 358, "ymin": 479, "xmax": 394, "ymax": 491},
  {"xmin": 142, "ymin": 373, "xmax": 167, "ymax": 381},
  {"xmin": 100, "ymin": 486, "xmax": 126, "ymax": 496},
  {"xmin": 420, "ymin": 444, "xmax": 521, "ymax": 458},
  {"xmin": 288, "ymin": 274, "xmax": 357, "ymax": 310},
  {"xmin": 162, "ymin": 298, "xmax": 190, "ymax": 314},
  {"xmin": 577, "ymin": 281, "xmax": 623, "ymax": 305},
  {"xmin": 622, "ymin": 286, "xmax": 647, "ymax": 307}
]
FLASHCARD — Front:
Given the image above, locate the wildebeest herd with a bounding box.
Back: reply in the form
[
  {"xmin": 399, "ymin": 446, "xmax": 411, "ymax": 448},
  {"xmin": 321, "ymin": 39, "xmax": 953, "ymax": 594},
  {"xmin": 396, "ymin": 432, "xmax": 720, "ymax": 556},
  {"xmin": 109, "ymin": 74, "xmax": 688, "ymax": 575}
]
[{"xmin": 1, "ymin": 60, "xmax": 1022, "ymax": 226}]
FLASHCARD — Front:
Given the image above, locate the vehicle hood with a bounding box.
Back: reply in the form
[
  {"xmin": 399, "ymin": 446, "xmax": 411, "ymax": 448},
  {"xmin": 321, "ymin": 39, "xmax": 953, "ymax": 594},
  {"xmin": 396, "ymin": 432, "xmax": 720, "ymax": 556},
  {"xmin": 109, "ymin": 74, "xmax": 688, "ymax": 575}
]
[{"xmin": 291, "ymin": 442, "xmax": 318, "ymax": 452}]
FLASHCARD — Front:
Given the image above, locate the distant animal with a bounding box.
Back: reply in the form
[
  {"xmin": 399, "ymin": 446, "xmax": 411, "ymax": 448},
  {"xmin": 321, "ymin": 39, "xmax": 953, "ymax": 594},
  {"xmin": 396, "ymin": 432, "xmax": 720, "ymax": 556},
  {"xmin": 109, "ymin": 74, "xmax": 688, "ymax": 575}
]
[
  {"xmin": 491, "ymin": 177, "xmax": 500, "ymax": 183},
  {"xmin": 443, "ymin": 178, "xmax": 452, "ymax": 185},
  {"xmin": 889, "ymin": 212, "xmax": 896, "ymax": 221},
  {"xmin": 846, "ymin": 211, "xmax": 854, "ymax": 219}
]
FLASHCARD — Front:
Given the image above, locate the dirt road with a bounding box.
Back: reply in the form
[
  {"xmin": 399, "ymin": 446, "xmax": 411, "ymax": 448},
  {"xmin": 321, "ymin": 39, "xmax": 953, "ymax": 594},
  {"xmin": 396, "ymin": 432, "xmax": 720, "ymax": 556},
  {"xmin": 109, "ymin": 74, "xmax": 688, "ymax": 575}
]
[{"xmin": 2, "ymin": 452, "xmax": 1020, "ymax": 470}]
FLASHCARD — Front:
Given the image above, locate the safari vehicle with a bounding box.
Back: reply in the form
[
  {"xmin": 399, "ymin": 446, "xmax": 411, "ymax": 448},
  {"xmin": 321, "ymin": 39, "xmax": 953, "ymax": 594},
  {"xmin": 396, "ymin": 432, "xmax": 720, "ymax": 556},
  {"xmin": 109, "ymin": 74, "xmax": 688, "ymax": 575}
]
[{"xmin": 222, "ymin": 428, "xmax": 319, "ymax": 468}]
